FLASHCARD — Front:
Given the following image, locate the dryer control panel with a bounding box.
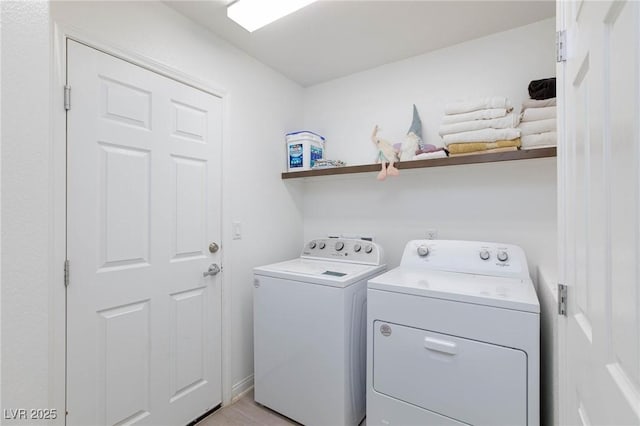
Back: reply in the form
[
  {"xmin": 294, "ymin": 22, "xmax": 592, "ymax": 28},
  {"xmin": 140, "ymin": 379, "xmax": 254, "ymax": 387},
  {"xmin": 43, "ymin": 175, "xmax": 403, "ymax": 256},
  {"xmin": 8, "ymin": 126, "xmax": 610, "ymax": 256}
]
[
  {"xmin": 301, "ymin": 238, "xmax": 384, "ymax": 266},
  {"xmin": 400, "ymin": 240, "xmax": 529, "ymax": 279}
]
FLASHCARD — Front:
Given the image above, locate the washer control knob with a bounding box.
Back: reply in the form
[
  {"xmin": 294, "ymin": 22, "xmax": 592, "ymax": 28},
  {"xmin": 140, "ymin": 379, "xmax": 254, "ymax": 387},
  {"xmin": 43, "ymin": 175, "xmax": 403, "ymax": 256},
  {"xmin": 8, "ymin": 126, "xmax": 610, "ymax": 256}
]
[
  {"xmin": 309, "ymin": 241, "xmax": 317, "ymax": 249},
  {"xmin": 479, "ymin": 250, "xmax": 490, "ymax": 260},
  {"xmin": 319, "ymin": 242, "xmax": 326, "ymax": 249},
  {"xmin": 353, "ymin": 243, "xmax": 362, "ymax": 253},
  {"xmin": 364, "ymin": 245, "xmax": 373, "ymax": 254},
  {"xmin": 417, "ymin": 245, "xmax": 430, "ymax": 257},
  {"xmin": 497, "ymin": 251, "xmax": 509, "ymax": 262},
  {"xmin": 335, "ymin": 241, "xmax": 344, "ymax": 251}
]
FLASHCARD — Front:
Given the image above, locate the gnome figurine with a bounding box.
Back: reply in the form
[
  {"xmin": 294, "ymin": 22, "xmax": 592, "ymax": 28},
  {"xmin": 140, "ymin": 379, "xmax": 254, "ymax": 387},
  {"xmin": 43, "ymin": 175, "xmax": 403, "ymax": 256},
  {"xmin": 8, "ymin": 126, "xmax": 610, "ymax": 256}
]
[
  {"xmin": 371, "ymin": 125, "xmax": 400, "ymax": 181},
  {"xmin": 399, "ymin": 104, "xmax": 424, "ymax": 161}
]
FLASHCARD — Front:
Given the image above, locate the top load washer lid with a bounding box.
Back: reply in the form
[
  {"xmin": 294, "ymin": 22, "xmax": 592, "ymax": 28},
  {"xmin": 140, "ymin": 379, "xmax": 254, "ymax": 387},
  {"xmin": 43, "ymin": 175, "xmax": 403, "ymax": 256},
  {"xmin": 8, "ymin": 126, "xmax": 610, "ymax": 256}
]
[
  {"xmin": 368, "ymin": 268, "xmax": 539, "ymax": 313},
  {"xmin": 254, "ymin": 258, "xmax": 386, "ymax": 288}
]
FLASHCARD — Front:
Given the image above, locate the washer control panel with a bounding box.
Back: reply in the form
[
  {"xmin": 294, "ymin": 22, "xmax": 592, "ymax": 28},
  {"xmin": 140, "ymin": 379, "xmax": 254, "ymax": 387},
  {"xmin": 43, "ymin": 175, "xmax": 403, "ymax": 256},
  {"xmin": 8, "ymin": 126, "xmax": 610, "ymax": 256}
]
[
  {"xmin": 301, "ymin": 238, "xmax": 384, "ymax": 265},
  {"xmin": 401, "ymin": 240, "xmax": 529, "ymax": 279}
]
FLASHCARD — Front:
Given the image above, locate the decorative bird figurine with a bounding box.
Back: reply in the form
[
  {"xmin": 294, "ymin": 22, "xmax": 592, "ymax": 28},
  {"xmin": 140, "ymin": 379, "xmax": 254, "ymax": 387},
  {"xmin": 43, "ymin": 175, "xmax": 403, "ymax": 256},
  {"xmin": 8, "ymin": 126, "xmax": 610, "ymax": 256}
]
[{"xmin": 371, "ymin": 125, "xmax": 400, "ymax": 180}]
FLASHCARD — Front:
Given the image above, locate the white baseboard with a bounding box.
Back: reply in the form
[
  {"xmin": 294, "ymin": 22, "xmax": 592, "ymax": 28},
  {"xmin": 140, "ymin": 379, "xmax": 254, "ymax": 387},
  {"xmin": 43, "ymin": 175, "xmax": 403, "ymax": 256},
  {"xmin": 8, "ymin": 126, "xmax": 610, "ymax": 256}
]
[{"xmin": 231, "ymin": 374, "xmax": 254, "ymax": 403}]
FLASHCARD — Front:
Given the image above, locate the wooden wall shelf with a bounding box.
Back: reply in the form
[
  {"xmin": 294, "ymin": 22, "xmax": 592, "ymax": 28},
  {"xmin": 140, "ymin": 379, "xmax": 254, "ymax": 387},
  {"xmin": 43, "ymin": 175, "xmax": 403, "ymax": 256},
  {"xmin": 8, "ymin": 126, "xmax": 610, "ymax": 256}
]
[{"xmin": 281, "ymin": 147, "xmax": 557, "ymax": 179}]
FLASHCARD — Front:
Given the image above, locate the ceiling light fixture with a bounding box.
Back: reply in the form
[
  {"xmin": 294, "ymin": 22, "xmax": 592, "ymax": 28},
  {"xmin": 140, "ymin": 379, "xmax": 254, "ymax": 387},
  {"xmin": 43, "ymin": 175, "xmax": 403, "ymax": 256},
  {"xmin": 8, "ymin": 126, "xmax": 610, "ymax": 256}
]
[{"xmin": 227, "ymin": 0, "xmax": 317, "ymax": 32}]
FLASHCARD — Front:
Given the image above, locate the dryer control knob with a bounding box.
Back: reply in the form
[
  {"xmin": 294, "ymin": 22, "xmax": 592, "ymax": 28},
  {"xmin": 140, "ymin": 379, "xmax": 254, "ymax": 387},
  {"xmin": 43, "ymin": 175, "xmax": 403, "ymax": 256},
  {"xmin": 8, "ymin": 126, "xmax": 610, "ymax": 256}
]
[
  {"xmin": 417, "ymin": 245, "xmax": 430, "ymax": 257},
  {"xmin": 353, "ymin": 244, "xmax": 362, "ymax": 253},
  {"xmin": 364, "ymin": 245, "xmax": 373, "ymax": 254},
  {"xmin": 309, "ymin": 241, "xmax": 317, "ymax": 249},
  {"xmin": 497, "ymin": 251, "xmax": 509, "ymax": 262},
  {"xmin": 479, "ymin": 250, "xmax": 490, "ymax": 260},
  {"xmin": 319, "ymin": 242, "xmax": 326, "ymax": 249},
  {"xmin": 335, "ymin": 242, "xmax": 344, "ymax": 251}
]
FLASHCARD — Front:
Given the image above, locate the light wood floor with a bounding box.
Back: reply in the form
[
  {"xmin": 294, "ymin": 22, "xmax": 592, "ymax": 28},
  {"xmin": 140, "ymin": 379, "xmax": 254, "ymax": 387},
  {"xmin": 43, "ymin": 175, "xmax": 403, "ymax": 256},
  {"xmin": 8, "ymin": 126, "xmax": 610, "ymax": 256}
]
[
  {"xmin": 196, "ymin": 389, "xmax": 299, "ymax": 426},
  {"xmin": 197, "ymin": 390, "xmax": 366, "ymax": 426}
]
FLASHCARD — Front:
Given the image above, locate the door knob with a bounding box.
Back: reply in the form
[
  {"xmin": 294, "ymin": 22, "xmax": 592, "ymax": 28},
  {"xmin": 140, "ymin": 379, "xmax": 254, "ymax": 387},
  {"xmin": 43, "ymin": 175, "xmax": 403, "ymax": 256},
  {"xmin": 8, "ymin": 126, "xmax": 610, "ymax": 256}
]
[{"xmin": 203, "ymin": 263, "xmax": 221, "ymax": 277}]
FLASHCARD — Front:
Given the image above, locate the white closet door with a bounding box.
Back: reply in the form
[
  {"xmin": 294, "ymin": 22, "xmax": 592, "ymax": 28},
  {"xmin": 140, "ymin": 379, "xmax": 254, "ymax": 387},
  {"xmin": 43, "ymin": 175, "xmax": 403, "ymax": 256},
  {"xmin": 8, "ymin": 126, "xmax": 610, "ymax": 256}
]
[
  {"xmin": 559, "ymin": 1, "xmax": 640, "ymax": 424},
  {"xmin": 66, "ymin": 40, "xmax": 223, "ymax": 426}
]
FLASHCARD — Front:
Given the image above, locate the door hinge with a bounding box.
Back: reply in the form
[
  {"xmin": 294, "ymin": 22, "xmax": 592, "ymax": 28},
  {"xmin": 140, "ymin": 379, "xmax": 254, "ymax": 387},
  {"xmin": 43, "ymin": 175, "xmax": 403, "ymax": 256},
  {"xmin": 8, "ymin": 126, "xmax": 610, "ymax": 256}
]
[
  {"xmin": 64, "ymin": 259, "xmax": 70, "ymax": 287},
  {"xmin": 64, "ymin": 85, "xmax": 71, "ymax": 111},
  {"xmin": 558, "ymin": 283, "xmax": 567, "ymax": 316},
  {"xmin": 556, "ymin": 30, "xmax": 567, "ymax": 62}
]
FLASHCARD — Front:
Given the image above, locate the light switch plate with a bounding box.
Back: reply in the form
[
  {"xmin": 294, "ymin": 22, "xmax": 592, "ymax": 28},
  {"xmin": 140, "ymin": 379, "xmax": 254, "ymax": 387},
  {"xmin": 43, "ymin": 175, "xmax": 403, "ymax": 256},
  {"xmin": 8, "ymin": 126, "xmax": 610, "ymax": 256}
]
[{"xmin": 233, "ymin": 221, "xmax": 242, "ymax": 240}]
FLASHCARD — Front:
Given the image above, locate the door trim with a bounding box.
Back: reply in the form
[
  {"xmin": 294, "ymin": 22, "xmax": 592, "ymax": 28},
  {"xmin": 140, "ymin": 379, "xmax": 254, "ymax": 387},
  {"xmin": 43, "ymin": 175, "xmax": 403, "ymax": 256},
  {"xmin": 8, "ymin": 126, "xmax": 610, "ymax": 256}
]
[
  {"xmin": 555, "ymin": 2, "xmax": 569, "ymax": 425},
  {"xmin": 51, "ymin": 23, "xmax": 233, "ymax": 425}
]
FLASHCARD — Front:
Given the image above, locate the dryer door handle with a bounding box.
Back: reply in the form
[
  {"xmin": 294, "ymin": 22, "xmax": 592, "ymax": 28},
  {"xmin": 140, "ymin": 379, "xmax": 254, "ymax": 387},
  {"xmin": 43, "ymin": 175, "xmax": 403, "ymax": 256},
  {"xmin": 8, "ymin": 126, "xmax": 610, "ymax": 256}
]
[{"xmin": 424, "ymin": 336, "xmax": 457, "ymax": 355}]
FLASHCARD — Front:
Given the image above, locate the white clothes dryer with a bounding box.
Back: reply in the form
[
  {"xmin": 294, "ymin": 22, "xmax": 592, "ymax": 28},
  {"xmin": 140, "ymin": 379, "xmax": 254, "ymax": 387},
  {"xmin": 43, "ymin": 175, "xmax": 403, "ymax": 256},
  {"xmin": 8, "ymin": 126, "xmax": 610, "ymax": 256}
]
[
  {"xmin": 254, "ymin": 238, "xmax": 386, "ymax": 426},
  {"xmin": 367, "ymin": 240, "xmax": 539, "ymax": 426}
]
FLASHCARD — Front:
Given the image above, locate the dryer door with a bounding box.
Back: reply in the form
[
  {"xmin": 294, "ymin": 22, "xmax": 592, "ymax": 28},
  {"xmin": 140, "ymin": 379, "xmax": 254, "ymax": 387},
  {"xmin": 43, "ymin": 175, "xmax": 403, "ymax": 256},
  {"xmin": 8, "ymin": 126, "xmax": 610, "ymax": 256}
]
[{"xmin": 373, "ymin": 321, "xmax": 527, "ymax": 426}]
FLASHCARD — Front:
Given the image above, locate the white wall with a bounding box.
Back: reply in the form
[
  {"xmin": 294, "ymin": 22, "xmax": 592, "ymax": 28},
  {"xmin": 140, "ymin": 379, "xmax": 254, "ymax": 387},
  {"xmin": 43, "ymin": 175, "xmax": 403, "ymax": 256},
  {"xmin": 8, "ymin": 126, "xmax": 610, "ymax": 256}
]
[
  {"xmin": 538, "ymin": 265, "xmax": 559, "ymax": 426},
  {"xmin": 2, "ymin": 1, "xmax": 305, "ymax": 417},
  {"xmin": 301, "ymin": 18, "xmax": 557, "ymax": 275},
  {"xmin": 304, "ymin": 18, "xmax": 556, "ymax": 164},
  {"xmin": 299, "ymin": 159, "xmax": 556, "ymax": 272},
  {"xmin": 1, "ymin": 0, "xmax": 52, "ymax": 417}
]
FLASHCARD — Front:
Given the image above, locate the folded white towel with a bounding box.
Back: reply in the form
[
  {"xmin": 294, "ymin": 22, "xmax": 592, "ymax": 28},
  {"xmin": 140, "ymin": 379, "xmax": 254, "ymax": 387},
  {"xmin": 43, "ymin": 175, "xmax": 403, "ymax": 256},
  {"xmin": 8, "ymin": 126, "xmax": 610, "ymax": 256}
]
[
  {"xmin": 518, "ymin": 118, "xmax": 557, "ymax": 136},
  {"xmin": 521, "ymin": 106, "xmax": 556, "ymax": 122},
  {"xmin": 522, "ymin": 131, "xmax": 557, "ymax": 148},
  {"xmin": 441, "ymin": 108, "xmax": 508, "ymax": 124},
  {"xmin": 522, "ymin": 97, "xmax": 557, "ymax": 109},
  {"xmin": 443, "ymin": 128, "xmax": 521, "ymax": 145},
  {"xmin": 413, "ymin": 150, "xmax": 447, "ymax": 160},
  {"xmin": 439, "ymin": 113, "xmax": 517, "ymax": 136},
  {"xmin": 445, "ymin": 97, "xmax": 512, "ymax": 115}
]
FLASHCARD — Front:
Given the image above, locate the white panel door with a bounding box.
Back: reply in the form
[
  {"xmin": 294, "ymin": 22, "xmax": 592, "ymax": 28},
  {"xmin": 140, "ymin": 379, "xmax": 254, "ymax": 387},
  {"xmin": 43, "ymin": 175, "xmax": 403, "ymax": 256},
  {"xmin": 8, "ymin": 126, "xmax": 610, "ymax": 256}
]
[
  {"xmin": 559, "ymin": 1, "xmax": 640, "ymax": 424},
  {"xmin": 66, "ymin": 40, "xmax": 223, "ymax": 426}
]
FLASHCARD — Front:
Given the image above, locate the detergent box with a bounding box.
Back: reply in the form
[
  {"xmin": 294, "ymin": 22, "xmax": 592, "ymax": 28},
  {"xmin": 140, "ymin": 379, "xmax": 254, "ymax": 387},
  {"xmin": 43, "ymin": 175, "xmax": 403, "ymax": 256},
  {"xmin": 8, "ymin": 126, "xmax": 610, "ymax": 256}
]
[{"xmin": 286, "ymin": 131, "xmax": 325, "ymax": 171}]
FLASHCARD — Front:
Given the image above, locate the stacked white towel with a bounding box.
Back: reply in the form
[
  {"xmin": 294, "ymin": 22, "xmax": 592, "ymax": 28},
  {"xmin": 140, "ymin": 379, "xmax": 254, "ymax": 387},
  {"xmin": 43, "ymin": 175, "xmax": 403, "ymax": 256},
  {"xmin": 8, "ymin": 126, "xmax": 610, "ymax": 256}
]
[
  {"xmin": 444, "ymin": 96, "xmax": 513, "ymax": 115},
  {"xmin": 518, "ymin": 98, "xmax": 557, "ymax": 149},
  {"xmin": 439, "ymin": 97, "xmax": 521, "ymax": 155}
]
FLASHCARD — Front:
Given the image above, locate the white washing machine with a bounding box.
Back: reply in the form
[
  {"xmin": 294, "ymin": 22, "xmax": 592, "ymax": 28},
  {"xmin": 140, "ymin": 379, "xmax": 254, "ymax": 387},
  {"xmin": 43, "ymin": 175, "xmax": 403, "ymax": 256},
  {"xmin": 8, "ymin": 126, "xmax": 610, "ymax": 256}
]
[
  {"xmin": 254, "ymin": 238, "xmax": 386, "ymax": 426},
  {"xmin": 367, "ymin": 240, "xmax": 539, "ymax": 426}
]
